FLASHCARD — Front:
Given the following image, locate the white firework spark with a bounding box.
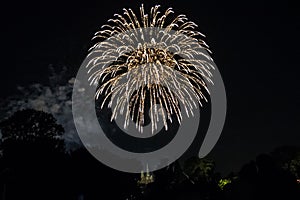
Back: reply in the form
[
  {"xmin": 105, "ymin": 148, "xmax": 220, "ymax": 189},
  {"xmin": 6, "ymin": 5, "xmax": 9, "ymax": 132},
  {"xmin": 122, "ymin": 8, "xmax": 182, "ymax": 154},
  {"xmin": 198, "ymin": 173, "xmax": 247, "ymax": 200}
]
[{"xmin": 86, "ymin": 4, "xmax": 214, "ymax": 133}]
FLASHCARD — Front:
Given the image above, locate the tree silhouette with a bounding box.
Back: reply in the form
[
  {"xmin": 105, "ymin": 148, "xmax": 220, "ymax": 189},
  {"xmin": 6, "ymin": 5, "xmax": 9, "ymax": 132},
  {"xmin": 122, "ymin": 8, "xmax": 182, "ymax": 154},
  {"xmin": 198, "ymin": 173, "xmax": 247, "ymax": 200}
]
[
  {"xmin": 0, "ymin": 109, "xmax": 64, "ymax": 148},
  {"xmin": 0, "ymin": 109, "xmax": 67, "ymax": 200},
  {"xmin": 271, "ymin": 146, "xmax": 300, "ymax": 179},
  {"xmin": 229, "ymin": 153, "xmax": 300, "ymax": 200},
  {"xmin": 183, "ymin": 157, "xmax": 215, "ymax": 183},
  {"xmin": 180, "ymin": 157, "xmax": 220, "ymax": 200}
]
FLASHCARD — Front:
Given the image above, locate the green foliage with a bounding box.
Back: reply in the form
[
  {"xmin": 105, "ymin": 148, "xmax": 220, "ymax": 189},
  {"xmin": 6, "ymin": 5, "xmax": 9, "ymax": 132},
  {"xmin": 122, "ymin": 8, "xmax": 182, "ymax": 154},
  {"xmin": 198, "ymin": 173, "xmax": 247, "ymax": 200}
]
[
  {"xmin": 183, "ymin": 156, "xmax": 215, "ymax": 183},
  {"xmin": 218, "ymin": 178, "xmax": 231, "ymax": 190}
]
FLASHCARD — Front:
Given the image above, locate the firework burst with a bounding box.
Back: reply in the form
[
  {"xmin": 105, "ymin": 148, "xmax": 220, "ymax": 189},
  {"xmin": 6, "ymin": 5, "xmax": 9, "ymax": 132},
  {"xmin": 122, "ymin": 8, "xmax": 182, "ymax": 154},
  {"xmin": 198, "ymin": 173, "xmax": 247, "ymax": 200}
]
[{"xmin": 86, "ymin": 4, "xmax": 214, "ymax": 133}]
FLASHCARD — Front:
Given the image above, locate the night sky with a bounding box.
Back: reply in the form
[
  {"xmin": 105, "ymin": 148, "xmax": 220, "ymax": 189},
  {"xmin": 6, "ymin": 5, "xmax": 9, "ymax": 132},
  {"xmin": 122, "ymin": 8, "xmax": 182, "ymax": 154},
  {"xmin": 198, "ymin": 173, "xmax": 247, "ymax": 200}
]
[{"xmin": 2, "ymin": 0, "xmax": 300, "ymax": 174}]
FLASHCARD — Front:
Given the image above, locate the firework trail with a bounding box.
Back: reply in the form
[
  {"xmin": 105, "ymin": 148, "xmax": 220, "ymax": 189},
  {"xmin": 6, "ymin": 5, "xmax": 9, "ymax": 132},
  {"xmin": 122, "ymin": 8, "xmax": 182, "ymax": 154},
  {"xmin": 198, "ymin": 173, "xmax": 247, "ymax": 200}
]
[{"xmin": 86, "ymin": 4, "xmax": 214, "ymax": 133}]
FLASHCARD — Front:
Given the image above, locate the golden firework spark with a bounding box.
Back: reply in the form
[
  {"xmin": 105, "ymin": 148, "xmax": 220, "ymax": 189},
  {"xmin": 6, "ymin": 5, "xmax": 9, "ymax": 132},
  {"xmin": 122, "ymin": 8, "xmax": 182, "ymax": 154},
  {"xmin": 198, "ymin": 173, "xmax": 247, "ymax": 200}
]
[{"xmin": 87, "ymin": 4, "xmax": 214, "ymax": 133}]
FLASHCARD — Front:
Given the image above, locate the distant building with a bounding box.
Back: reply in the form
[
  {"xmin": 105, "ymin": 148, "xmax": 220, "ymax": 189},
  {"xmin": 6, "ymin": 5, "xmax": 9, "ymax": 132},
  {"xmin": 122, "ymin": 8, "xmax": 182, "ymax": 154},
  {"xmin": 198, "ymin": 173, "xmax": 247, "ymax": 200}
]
[{"xmin": 137, "ymin": 165, "xmax": 154, "ymax": 186}]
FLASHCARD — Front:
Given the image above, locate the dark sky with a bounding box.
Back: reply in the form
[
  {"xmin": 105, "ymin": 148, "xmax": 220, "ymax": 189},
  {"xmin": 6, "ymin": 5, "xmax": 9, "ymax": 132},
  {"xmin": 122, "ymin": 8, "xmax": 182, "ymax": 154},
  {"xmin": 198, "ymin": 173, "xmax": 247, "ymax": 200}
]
[{"xmin": 2, "ymin": 0, "xmax": 300, "ymax": 174}]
